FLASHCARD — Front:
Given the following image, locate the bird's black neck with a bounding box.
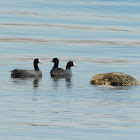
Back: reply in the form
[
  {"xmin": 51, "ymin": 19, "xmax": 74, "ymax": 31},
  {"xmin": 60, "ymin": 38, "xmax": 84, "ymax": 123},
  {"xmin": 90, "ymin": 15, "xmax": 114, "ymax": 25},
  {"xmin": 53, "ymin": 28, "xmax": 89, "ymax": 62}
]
[
  {"xmin": 66, "ymin": 65, "xmax": 71, "ymax": 69},
  {"xmin": 34, "ymin": 62, "xmax": 39, "ymax": 71},
  {"xmin": 53, "ymin": 62, "xmax": 59, "ymax": 68}
]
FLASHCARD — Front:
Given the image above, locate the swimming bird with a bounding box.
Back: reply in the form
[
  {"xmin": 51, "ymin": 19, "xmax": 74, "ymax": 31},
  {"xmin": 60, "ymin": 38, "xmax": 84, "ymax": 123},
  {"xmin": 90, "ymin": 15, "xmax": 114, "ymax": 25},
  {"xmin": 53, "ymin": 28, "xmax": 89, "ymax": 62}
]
[
  {"xmin": 65, "ymin": 61, "xmax": 77, "ymax": 76},
  {"xmin": 50, "ymin": 58, "xmax": 65, "ymax": 77},
  {"xmin": 50, "ymin": 58, "xmax": 77, "ymax": 77},
  {"xmin": 90, "ymin": 72, "xmax": 139, "ymax": 86},
  {"xmin": 11, "ymin": 58, "xmax": 42, "ymax": 78}
]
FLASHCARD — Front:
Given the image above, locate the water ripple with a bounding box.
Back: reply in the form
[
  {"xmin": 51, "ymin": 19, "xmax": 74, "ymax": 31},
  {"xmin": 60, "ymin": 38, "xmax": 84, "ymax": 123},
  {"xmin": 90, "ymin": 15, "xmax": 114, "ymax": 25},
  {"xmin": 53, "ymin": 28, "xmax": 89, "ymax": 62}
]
[
  {"xmin": 0, "ymin": 37, "xmax": 140, "ymax": 46},
  {"xmin": 0, "ymin": 23, "xmax": 139, "ymax": 33}
]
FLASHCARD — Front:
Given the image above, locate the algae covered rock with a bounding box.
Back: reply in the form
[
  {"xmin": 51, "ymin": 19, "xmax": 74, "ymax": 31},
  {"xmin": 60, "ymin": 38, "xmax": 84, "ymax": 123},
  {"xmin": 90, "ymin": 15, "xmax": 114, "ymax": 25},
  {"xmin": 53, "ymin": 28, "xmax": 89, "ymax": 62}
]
[{"xmin": 90, "ymin": 72, "xmax": 139, "ymax": 86}]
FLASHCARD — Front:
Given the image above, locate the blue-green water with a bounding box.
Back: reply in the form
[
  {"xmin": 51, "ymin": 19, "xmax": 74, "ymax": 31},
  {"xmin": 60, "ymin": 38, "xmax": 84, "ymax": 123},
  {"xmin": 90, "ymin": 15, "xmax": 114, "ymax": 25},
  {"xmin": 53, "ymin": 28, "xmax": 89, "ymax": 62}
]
[{"xmin": 0, "ymin": 0, "xmax": 140, "ymax": 139}]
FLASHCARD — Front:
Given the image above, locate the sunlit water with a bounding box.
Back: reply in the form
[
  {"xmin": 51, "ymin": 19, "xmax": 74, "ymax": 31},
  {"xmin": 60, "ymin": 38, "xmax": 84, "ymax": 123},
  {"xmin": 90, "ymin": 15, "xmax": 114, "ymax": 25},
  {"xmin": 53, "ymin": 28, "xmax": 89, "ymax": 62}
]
[{"xmin": 0, "ymin": 0, "xmax": 140, "ymax": 139}]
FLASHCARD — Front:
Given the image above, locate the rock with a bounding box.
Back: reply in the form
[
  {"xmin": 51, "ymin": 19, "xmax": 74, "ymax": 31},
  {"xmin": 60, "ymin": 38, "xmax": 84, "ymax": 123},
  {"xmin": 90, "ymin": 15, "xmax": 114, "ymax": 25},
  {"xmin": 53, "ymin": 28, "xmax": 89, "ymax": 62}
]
[{"xmin": 90, "ymin": 72, "xmax": 139, "ymax": 86}]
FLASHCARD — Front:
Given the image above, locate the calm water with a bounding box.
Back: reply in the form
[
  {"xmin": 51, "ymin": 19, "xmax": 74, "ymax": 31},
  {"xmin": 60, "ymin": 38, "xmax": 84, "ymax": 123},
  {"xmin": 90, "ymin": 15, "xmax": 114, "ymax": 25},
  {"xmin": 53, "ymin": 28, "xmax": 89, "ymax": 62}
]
[{"xmin": 0, "ymin": 0, "xmax": 140, "ymax": 139}]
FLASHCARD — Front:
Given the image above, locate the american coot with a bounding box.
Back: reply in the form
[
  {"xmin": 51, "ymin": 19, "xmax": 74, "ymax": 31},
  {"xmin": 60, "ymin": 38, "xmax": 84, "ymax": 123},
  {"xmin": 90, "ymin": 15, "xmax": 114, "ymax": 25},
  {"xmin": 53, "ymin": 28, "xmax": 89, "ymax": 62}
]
[
  {"xmin": 11, "ymin": 58, "xmax": 42, "ymax": 78},
  {"xmin": 65, "ymin": 61, "xmax": 77, "ymax": 76},
  {"xmin": 50, "ymin": 58, "xmax": 77, "ymax": 77},
  {"xmin": 90, "ymin": 72, "xmax": 140, "ymax": 86},
  {"xmin": 50, "ymin": 58, "xmax": 65, "ymax": 77}
]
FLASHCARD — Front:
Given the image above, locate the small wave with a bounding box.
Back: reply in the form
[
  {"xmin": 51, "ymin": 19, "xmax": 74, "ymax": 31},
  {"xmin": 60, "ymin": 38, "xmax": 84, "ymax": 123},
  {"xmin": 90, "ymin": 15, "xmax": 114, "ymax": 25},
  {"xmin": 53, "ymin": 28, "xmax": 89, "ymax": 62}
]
[
  {"xmin": 0, "ymin": 37, "xmax": 140, "ymax": 46},
  {"xmin": 0, "ymin": 23, "xmax": 139, "ymax": 33}
]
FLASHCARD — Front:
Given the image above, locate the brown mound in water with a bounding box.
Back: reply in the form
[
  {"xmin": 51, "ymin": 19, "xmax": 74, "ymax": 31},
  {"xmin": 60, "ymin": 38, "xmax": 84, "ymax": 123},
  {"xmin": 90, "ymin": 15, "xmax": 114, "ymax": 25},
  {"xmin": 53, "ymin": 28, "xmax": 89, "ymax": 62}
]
[{"xmin": 90, "ymin": 72, "xmax": 140, "ymax": 86}]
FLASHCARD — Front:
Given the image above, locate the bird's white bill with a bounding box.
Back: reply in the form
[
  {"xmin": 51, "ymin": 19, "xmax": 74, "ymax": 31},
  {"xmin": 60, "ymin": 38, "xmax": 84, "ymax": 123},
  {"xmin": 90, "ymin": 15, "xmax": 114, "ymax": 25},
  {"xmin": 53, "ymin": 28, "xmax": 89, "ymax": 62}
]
[
  {"xmin": 73, "ymin": 62, "xmax": 77, "ymax": 67},
  {"xmin": 39, "ymin": 59, "xmax": 42, "ymax": 63}
]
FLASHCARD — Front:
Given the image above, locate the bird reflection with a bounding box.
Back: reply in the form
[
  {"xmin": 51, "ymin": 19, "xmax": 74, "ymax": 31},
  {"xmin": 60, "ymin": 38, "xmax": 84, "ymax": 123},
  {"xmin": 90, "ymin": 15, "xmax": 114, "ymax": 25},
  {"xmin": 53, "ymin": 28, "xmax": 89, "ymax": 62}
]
[
  {"xmin": 65, "ymin": 76, "xmax": 73, "ymax": 88},
  {"xmin": 51, "ymin": 75, "xmax": 73, "ymax": 89},
  {"xmin": 33, "ymin": 77, "xmax": 41, "ymax": 88},
  {"xmin": 10, "ymin": 77, "xmax": 41, "ymax": 89}
]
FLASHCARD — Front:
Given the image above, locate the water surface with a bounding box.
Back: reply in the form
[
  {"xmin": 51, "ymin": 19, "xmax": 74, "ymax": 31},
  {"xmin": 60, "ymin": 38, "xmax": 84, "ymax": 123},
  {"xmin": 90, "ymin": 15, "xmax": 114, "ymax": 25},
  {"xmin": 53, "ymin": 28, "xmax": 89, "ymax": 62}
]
[{"xmin": 0, "ymin": 0, "xmax": 140, "ymax": 140}]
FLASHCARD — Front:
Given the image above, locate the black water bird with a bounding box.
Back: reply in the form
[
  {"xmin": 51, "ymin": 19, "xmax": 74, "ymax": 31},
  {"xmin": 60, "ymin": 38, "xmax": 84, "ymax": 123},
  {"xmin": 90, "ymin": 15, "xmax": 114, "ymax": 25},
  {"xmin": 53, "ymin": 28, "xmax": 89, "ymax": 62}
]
[
  {"xmin": 65, "ymin": 61, "xmax": 77, "ymax": 76},
  {"xmin": 50, "ymin": 58, "xmax": 65, "ymax": 77},
  {"xmin": 11, "ymin": 58, "xmax": 42, "ymax": 78},
  {"xmin": 50, "ymin": 58, "xmax": 77, "ymax": 77}
]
